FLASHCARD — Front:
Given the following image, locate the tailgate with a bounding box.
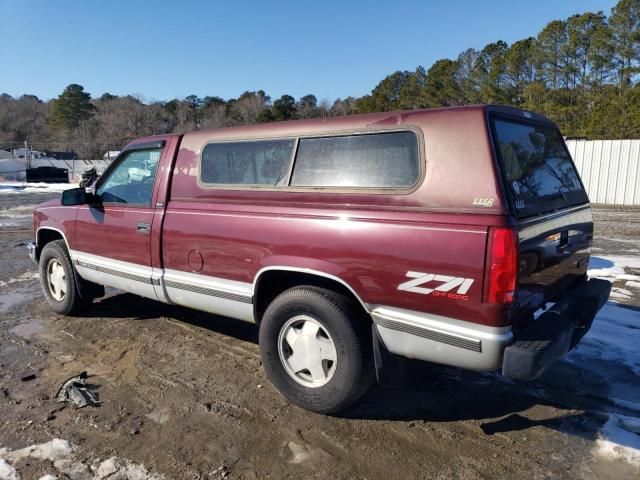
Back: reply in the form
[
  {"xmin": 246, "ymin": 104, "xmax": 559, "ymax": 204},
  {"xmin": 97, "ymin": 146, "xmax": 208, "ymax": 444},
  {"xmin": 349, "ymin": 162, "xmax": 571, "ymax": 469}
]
[
  {"xmin": 489, "ymin": 113, "xmax": 593, "ymax": 314},
  {"xmin": 517, "ymin": 205, "xmax": 593, "ymax": 312}
]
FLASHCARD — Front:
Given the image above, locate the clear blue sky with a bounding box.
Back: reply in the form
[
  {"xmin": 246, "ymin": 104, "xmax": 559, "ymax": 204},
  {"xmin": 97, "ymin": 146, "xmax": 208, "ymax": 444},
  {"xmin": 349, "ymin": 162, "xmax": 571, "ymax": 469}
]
[{"xmin": 0, "ymin": 0, "xmax": 618, "ymax": 102}]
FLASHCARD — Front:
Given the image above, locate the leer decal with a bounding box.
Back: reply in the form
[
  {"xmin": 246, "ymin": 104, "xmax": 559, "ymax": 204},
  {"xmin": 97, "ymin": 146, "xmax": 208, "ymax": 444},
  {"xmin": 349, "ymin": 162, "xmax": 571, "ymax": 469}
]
[{"xmin": 472, "ymin": 198, "xmax": 495, "ymax": 207}]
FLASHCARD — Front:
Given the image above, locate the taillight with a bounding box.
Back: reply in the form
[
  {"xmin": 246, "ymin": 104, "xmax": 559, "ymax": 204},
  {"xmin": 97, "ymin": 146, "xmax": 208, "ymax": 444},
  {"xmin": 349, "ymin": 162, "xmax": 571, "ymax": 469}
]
[{"xmin": 483, "ymin": 226, "xmax": 518, "ymax": 305}]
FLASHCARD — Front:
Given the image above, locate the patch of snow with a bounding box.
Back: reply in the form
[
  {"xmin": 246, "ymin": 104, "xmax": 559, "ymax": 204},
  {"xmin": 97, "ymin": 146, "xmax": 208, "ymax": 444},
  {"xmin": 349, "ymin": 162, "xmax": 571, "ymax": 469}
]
[
  {"xmin": 1, "ymin": 438, "xmax": 72, "ymax": 463},
  {"xmin": 569, "ymin": 302, "xmax": 640, "ymax": 375},
  {"xmin": 0, "ymin": 212, "xmax": 32, "ymax": 219},
  {"xmin": 53, "ymin": 458, "xmax": 91, "ymax": 479},
  {"xmin": 0, "ymin": 438, "xmax": 164, "ymax": 479},
  {"xmin": 565, "ymin": 295, "xmax": 640, "ymax": 467},
  {"xmin": 145, "ymin": 407, "xmax": 171, "ymax": 424},
  {"xmin": 611, "ymin": 288, "xmax": 633, "ymax": 300},
  {"xmin": 611, "ymin": 398, "xmax": 640, "ymax": 413},
  {"xmin": 0, "ymin": 271, "xmax": 39, "ymax": 288},
  {"xmin": 0, "ymin": 182, "xmax": 78, "ymax": 195},
  {"xmin": 618, "ymin": 274, "xmax": 640, "ymax": 282},
  {"xmin": 95, "ymin": 457, "xmax": 120, "ymax": 478},
  {"xmin": 287, "ymin": 441, "xmax": 311, "ymax": 464},
  {"xmin": 93, "ymin": 457, "xmax": 161, "ymax": 479},
  {"xmin": 588, "ymin": 255, "xmax": 640, "ymax": 282},
  {"xmin": 613, "ymin": 287, "xmax": 634, "ymax": 296},
  {"xmin": 0, "ymin": 459, "xmax": 19, "ymax": 480},
  {"xmin": 595, "ymin": 414, "xmax": 640, "ymax": 466}
]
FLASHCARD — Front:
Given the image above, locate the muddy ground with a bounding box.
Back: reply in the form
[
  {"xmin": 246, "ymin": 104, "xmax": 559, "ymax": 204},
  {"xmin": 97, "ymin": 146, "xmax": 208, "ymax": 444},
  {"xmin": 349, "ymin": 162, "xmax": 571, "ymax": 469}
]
[{"xmin": 1, "ymin": 194, "xmax": 639, "ymax": 480}]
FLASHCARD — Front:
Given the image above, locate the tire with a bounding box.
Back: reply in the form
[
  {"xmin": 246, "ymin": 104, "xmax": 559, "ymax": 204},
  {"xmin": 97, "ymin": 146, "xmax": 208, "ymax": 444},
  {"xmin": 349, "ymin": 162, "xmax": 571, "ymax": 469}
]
[
  {"xmin": 259, "ymin": 286, "xmax": 374, "ymax": 414},
  {"xmin": 39, "ymin": 240, "xmax": 90, "ymax": 315}
]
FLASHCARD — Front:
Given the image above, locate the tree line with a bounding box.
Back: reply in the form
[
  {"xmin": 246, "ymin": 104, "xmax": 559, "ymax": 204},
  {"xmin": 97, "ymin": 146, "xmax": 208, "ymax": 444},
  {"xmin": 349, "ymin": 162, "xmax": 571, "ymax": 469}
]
[{"xmin": 1, "ymin": 0, "xmax": 639, "ymax": 159}]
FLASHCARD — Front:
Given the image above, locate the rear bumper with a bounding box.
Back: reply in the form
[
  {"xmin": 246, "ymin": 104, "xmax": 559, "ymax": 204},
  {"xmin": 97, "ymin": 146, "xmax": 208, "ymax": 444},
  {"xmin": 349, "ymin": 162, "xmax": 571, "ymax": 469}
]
[
  {"xmin": 502, "ymin": 277, "xmax": 611, "ymax": 380},
  {"xmin": 371, "ymin": 277, "xmax": 610, "ymax": 382},
  {"xmin": 371, "ymin": 307, "xmax": 513, "ymax": 371}
]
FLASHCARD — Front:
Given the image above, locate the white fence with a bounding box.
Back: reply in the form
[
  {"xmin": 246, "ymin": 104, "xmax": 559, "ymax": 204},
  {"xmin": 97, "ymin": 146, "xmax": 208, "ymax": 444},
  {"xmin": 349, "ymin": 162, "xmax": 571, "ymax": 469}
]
[{"xmin": 566, "ymin": 139, "xmax": 640, "ymax": 206}]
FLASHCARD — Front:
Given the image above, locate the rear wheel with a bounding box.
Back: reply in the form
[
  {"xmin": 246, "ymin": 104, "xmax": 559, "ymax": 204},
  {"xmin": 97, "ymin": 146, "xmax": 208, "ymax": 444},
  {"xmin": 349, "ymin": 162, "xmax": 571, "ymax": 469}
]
[
  {"xmin": 39, "ymin": 240, "xmax": 90, "ymax": 315},
  {"xmin": 259, "ymin": 286, "xmax": 373, "ymax": 414}
]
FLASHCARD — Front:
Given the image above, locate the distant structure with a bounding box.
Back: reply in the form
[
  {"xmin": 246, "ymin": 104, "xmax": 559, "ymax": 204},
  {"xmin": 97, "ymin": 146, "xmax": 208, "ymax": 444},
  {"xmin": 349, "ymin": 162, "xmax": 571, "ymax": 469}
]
[
  {"xmin": 566, "ymin": 139, "xmax": 640, "ymax": 206},
  {"xmin": 103, "ymin": 151, "xmax": 120, "ymax": 160},
  {"xmin": 44, "ymin": 150, "xmax": 79, "ymax": 160}
]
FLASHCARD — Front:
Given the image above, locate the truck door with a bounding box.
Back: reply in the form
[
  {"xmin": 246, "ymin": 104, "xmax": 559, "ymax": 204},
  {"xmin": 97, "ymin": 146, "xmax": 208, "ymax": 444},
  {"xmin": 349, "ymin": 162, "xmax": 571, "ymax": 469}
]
[{"xmin": 74, "ymin": 144, "xmax": 164, "ymax": 300}]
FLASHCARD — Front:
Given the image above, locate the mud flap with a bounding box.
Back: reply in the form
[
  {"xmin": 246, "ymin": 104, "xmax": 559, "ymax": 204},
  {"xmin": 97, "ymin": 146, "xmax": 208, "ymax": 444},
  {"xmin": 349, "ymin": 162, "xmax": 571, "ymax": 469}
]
[
  {"xmin": 73, "ymin": 267, "xmax": 105, "ymax": 300},
  {"xmin": 372, "ymin": 324, "xmax": 407, "ymax": 388}
]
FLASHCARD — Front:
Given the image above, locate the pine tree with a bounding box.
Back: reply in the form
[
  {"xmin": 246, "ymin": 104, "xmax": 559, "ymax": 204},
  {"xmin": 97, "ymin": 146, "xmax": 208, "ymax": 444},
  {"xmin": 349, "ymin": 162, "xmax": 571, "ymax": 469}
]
[
  {"xmin": 50, "ymin": 84, "xmax": 95, "ymax": 130},
  {"xmin": 609, "ymin": 0, "xmax": 640, "ymax": 88}
]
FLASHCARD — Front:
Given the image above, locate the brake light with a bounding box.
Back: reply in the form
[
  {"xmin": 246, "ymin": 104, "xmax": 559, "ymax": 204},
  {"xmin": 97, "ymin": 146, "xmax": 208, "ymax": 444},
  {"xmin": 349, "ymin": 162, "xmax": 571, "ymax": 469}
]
[{"xmin": 483, "ymin": 227, "xmax": 518, "ymax": 305}]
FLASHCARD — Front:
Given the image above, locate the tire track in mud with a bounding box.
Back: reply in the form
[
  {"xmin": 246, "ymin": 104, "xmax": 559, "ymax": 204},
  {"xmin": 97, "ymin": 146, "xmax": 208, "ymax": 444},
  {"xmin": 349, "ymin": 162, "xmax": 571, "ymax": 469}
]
[{"xmin": 162, "ymin": 317, "xmax": 261, "ymax": 363}]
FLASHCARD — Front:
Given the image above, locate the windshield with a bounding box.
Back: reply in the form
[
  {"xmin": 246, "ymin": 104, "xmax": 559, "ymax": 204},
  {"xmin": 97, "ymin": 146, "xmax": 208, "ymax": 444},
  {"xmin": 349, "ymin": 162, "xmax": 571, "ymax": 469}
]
[{"xmin": 492, "ymin": 117, "xmax": 588, "ymax": 218}]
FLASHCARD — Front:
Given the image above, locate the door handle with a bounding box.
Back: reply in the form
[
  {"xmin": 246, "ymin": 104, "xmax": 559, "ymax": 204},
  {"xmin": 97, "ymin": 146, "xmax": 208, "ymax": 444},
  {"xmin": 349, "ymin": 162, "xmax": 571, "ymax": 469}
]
[{"xmin": 137, "ymin": 221, "xmax": 151, "ymax": 233}]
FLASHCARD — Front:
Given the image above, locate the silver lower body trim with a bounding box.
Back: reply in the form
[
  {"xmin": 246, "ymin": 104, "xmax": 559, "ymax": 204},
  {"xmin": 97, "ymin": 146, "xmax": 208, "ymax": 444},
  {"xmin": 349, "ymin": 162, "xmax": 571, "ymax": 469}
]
[
  {"xmin": 76, "ymin": 259, "xmax": 155, "ymax": 285},
  {"xmin": 163, "ymin": 279, "xmax": 252, "ymax": 304},
  {"xmin": 371, "ymin": 306, "xmax": 513, "ymax": 371},
  {"xmin": 163, "ymin": 269, "xmax": 254, "ymax": 323},
  {"xmin": 69, "ymin": 251, "xmax": 255, "ymax": 322},
  {"xmin": 71, "ymin": 250, "xmax": 159, "ymax": 301}
]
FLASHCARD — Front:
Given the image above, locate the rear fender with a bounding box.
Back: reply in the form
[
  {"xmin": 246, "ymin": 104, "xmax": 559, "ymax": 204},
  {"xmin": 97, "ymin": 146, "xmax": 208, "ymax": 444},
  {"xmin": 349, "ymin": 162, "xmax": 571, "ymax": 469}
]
[{"xmin": 253, "ymin": 256, "xmax": 370, "ymax": 314}]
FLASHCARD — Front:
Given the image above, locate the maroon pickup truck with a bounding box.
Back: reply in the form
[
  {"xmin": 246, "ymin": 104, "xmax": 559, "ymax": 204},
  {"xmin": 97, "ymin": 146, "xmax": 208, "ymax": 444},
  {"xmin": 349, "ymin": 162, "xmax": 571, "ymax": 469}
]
[{"xmin": 29, "ymin": 105, "xmax": 610, "ymax": 413}]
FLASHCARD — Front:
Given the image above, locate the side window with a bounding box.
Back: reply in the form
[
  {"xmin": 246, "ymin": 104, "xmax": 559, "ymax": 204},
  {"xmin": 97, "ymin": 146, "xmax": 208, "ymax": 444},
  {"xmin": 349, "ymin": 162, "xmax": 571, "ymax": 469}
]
[
  {"xmin": 96, "ymin": 148, "xmax": 162, "ymax": 205},
  {"xmin": 290, "ymin": 132, "xmax": 419, "ymax": 188},
  {"xmin": 201, "ymin": 139, "xmax": 294, "ymax": 186}
]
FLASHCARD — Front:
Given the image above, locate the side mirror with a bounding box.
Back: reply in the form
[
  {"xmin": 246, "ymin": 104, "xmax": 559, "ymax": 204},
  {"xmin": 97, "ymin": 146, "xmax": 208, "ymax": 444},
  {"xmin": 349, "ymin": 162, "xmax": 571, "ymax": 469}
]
[{"xmin": 61, "ymin": 187, "xmax": 87, "ymax": 206}]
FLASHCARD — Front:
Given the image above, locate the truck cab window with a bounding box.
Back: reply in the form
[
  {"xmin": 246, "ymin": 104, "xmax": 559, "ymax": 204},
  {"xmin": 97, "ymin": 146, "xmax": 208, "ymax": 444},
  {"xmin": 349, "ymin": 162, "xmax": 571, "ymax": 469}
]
[{"xmin": 96, "ymin": 148, "xmax": 162, "ymax": 205}]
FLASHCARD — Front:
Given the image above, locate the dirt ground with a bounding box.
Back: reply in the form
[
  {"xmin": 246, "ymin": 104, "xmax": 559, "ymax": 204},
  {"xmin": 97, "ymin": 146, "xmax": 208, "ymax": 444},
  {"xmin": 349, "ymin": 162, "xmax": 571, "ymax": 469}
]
[
  {"xmin": 591, "ymin": 205, "xmax": 640, "ymax": 260},
  {"xmin": 1, "ymin": 193, "xmax": 639, "ymax": 480}
]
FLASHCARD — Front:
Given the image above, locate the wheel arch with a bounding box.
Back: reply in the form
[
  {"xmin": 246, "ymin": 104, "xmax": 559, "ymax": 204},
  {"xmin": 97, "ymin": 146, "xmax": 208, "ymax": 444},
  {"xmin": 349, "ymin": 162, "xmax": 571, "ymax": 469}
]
[
  {"xmin": 252, "ymin": 267, "xmax": 370, "ymax": 324},
  {"xmin": 35, "ymin": 227, "xmax": 70, "ymax": 261}
]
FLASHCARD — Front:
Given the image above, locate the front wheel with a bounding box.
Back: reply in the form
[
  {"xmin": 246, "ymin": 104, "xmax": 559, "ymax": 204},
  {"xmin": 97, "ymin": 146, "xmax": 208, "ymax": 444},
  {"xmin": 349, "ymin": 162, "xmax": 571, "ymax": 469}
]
[
  {"xmin": 39, "ymin": 240, "xmax": 90, "ymax": 315},
  {"xmin": 259, "ymin": 286, "xmax": 373, "ymax": 414}
]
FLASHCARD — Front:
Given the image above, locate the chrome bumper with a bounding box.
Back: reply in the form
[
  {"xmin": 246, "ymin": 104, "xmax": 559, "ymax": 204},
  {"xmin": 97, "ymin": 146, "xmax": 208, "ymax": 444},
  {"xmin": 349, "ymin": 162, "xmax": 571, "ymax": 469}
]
[
  {"xmin": 371, "ymin": 306, "xmax": 513, "ymax": 371},
  {"xmin": 27, "ymin": 241, "xmax": 37, "ymax": 264}
]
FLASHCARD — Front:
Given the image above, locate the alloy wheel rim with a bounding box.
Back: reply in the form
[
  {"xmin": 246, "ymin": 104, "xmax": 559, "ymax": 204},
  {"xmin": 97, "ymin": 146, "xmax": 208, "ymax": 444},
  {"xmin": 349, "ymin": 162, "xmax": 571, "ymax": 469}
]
[
  {"xmin": 277, "ymin": 315, "xmax": 338, "ymax": 388},
  {"xmin": 46, "ymin": 258, "xmax": 67, "ymax": 302}
]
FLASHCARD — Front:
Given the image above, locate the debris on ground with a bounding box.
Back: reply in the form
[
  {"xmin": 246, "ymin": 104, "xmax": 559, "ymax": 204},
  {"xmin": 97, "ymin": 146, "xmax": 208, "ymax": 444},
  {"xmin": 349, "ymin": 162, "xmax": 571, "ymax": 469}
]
[
  {"xmin": 210, "ymin": 464, "xmax": 229, "ymax": 479},
  {"xmin": 54, "ymin": 372, "xmax": 101, "ymax": 408}
]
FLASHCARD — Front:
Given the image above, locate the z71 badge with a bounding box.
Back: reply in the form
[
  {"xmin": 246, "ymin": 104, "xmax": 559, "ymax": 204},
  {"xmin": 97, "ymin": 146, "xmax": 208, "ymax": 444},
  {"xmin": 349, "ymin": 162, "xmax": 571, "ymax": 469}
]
[{"xmin": 398, "ymin": 271, "xmax": 474, "ymax": 300}]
